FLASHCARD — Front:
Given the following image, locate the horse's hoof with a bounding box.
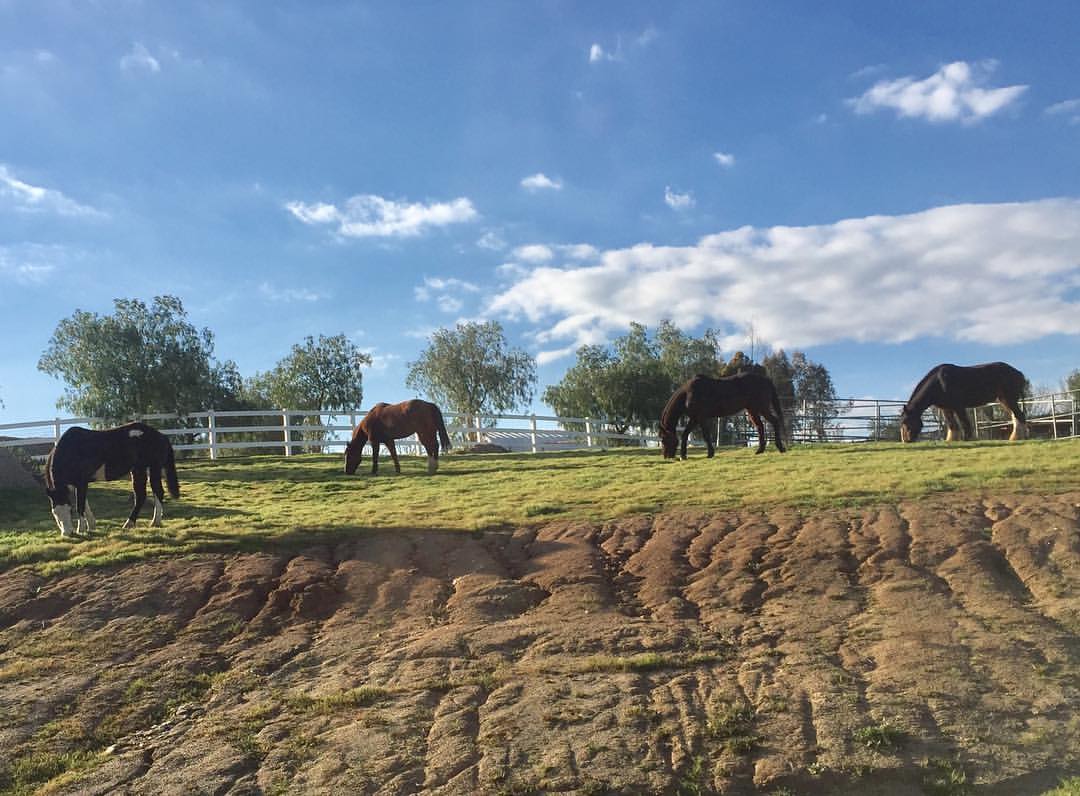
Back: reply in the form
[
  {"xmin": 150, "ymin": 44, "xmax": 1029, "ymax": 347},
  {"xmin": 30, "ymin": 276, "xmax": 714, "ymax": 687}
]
[{"xmin": 122, "ymin": 519, "xmax": 135, "ymax": 529}]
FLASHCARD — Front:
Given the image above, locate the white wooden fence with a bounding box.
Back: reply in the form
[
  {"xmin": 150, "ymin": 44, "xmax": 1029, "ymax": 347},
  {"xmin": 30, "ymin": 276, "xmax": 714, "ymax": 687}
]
[{"xmin": 1, "ymin": 391, "xmax": 1076, "ymax": 460}]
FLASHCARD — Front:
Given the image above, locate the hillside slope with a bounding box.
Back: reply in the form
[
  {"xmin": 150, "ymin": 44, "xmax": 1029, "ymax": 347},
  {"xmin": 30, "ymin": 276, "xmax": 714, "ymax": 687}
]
[{"xmin": 1, "ymin": 491, "xmax": 1078, "ymax": 794}]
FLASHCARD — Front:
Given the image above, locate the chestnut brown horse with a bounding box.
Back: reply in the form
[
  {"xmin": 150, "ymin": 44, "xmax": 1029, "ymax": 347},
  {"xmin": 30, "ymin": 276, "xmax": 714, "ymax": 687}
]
[
  {"xmin": 344, "ymin": 399, "xmax": 452, "ymax": 475},
  {"xmin": 45, "ymin": 422, "xmax": 180, "ymax": 538},
  {"xmin": 899, "ymin": 361, "xmax": 1027, "ymax": 442},
  {"xmin": 659, "ymin": 373, "xmax": 786, "ymax": 459}
]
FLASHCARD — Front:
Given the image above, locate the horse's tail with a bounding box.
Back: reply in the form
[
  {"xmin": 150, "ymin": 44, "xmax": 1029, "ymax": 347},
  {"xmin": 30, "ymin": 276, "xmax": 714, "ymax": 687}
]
[
  {"xmin": 434, "ymin": 405, "xmax": 452, "ymax": 452},
  {"xmin": 163, "ymin": 439, "xmax": 181, "ymax": 498},
  {"xmin": 769, "ymin": 380, "xmax": 786, "ymax": 439}
]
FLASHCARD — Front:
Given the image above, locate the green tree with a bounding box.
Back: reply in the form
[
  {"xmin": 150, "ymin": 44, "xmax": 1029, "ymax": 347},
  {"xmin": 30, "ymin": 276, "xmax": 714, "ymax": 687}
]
[
  {"xmin": 406, "ymin": 322, "xmax": 536, "ymax": 433},
  {"xmin": 1065, "ymin": 369, "xmax": 1080, "ymax": 394},
  {"xmin": 791, "ymin": 351, "xmax": 840, "ymax": 441},
  {"xmin": 245, "ymin": 334, "xmax": 370, "ymax": 412},
  {"xmin": 38, "ymin": 295, "xmax": 240, "ymax": 420},
  {"xmin": 242, "ymin": 333, "xmax": 371, "ymax": 454},
  {"xmin": 655, "ymin": 320, "xmax": 722, "ymax": 384},
  {"xmin": 543, "ymin": 323, "xmax": 671, "ymax": 437}
]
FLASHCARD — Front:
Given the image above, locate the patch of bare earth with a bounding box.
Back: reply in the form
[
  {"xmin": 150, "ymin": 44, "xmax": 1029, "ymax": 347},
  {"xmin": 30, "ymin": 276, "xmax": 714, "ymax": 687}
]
[{"xmin": 1, "ymin": 493, "xmax": 1078, "ymax": 795}]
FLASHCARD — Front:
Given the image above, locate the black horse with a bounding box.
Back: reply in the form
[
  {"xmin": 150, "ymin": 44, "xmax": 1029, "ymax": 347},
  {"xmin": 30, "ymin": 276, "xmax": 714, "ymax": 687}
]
[
  {"xmin": 659, "ymin": 373, "xmax": 787, "ymax": 459},
  {"xmin": 899, "ymin": 362, "xmax": 1028, "ymax": 442},
  {"xmin": 45, "ymin": 422, "xmax": 180, "ymax": 537}
]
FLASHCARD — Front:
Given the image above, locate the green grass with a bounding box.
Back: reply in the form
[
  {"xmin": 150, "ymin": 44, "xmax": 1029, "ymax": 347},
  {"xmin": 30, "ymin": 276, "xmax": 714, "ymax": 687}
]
[
  {"xmin": 1042, "ymin": 777, "xmax": 1080, "ymax": 796},
  {"xmin": 2, "ymin": 438, "xmax": 1078, "ymax": 574}
]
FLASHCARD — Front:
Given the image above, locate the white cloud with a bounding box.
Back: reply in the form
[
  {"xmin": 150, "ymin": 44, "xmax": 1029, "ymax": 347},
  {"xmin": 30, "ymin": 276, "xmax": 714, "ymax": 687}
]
[
  {"xmin": 512, "ymin": 244, "xmax": 554, "ymax": 264},
  {"xmin": 258, "ymin": 282, "xmax": 322, "ymax": 303},
  {"xmin": 414, "ymin": 276, "xmax": 480, "ymax": 314},
  {"xmin": 849, "ymin": 60, "xmax": 1027, "ymax": 123},
  {"xmin": 0, "ymin": 164, "xmax": 104, "ymax": 218},
  {"xmin": 120, "ymin": 43, "xmax": 161, "ymax": 73},
  {"xmin": 713, "ymin": 151, "xmax": 736, "ymax": 168},
  {"xmin": 484, "ymin": 199, "xmax": 1080, "ymax": 363},
  {"xmin": 1045, "ymin": 98, "xmax": 1080, "ymax": 124},
  {"xmin": 664, "ymin": 186, "xmax": 695, "ymax": 210},
  {"xmin": 286, "ymin": 194, "xmax": 478, "ymax": 238},
  {"xmin": 520, "ymin": 173, "xmax": 563, "ymax": 192},
  {"xmin": 477, "ymin": 230, "xmax": 507, "ymax": 251},
  {"xmin": 0, "ymin": 243, "xmax": 79, "ymax": 284},
  {"xmin": 589, "ymin": 43, "xmax": 614, "ymax": 63},
  {"xmin": 507, "ymin": 243, "xmax": 598, "ymax": 266}
]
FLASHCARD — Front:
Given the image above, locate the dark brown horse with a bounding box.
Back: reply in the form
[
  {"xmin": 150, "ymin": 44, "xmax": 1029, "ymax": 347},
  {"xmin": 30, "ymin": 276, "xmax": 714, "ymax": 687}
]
[
  {"xmin": 899, "ymin": 361, "xmax": 1027, "ymax": 442},
  {"xmin": 344, "ymin": 399, "xmax": 452, "ymax": 475},
  {"xmin": 659, "ymin": 373, "xmax": 786, "ymax": 459},
  {"xmin": 45, "ymin": 422, "xmax": 180, "ymax": 538}
]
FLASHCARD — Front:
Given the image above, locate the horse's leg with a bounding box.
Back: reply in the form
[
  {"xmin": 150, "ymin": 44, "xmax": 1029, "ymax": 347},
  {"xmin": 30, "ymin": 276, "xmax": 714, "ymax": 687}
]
[
  {"xmin": 421, "ymin": 433, "xmax": 438, "ymax": 474},
  {"xmin": 1002, "ymin": 398, "xmax": 1027, "ymax": 440},
  {"xmin": 51, "ymin": 483, "xmax": 75, "ymax": 538},
  {"xmin": 73, "ymin": 483, "xmax": 89, "ymax": 535},
  {"xmin": 387, "ymin": 439, "xmax": 401, "ymax": 474},
  {"xmin": 942, "ymin": 410, "xmax": 958, "ymax": 442},
  {"xmin": 124, "ymin": 470, "xmax": 148, "ymax": 529},
  {"xmin": 679, "ymin": 422, "xmax": 693, "ymax": 460},
  {"xmin": 746, "ymin": 411, "xmax": 766, "ymax": 454},
  {"xmin": 768, "ymin": 411, "xmax": 786, "ymax": 453},
  {"xmin": 149, "ymin": 467, "xmax": 166, "ymax": 526},
  {"xmin": 704, "ymin": 417, "xmax": 717, "ymax": 458},
  {"xmin": 958, "ymin": 409, "xmax": 974, "ymax": 441},
  {"xmin": 370, "ymin": 442, "xmax": 380, "ymax": 475}
]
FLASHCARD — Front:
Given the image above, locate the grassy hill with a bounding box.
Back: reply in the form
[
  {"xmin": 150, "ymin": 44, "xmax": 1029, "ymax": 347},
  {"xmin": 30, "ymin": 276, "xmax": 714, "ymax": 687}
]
[{"xmin": 2, "ymin": 439, "xmax": 1079, "ymax": 574}]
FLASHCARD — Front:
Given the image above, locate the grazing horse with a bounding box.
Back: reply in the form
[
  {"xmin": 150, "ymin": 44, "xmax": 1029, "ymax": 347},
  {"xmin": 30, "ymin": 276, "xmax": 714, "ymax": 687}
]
[
  {"xmin": 45, "ymin": 422, "xmax": 180, "ymax": 538},
  {"xmin": 899, "ymin": 362, "xmax": 1028, "ymax": 442},
  {"xmin": 344, "ymin": 399, "xmax": 452, "ymax": 476},
  {"xmin": 659, "ymin": 373, "xmax": 787, "ymax": 459}
]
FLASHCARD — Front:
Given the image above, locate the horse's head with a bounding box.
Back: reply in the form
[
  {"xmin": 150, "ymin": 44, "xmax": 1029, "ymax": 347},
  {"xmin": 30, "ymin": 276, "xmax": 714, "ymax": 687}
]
[
  {"xmin": 898, "ymin": 406, "xmax": 922, "ymax": 443},
  {"xmin": 344, "ymin": 431, "xmax": 367, "ymax": 474},
  {"xmin": 659, "ymin": 426, "xmax": 678, "ymax": 459}
]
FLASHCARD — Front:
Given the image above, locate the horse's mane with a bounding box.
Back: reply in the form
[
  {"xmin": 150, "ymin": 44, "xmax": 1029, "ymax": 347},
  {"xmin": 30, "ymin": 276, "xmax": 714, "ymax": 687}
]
[
  {"xmin": 659, "ymin": 383, "xmax": 689, "ymax": 432},
  {"xmin": 905, "ymin": 364, "xmax": 951, "ymax": 410}
]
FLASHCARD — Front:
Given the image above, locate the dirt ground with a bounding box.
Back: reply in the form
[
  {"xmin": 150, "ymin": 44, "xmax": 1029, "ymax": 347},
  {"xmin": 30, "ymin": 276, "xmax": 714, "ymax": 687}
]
[{"xmin": 1, "ymin": 492, "xmax": 1078, "ymax": 795}]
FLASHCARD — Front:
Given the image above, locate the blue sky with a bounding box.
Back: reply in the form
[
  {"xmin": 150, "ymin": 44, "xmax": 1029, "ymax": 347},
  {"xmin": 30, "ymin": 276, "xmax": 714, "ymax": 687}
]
[{"xmin": 2, "ymin": 1, "xmax": 1079, "ymax": 424}]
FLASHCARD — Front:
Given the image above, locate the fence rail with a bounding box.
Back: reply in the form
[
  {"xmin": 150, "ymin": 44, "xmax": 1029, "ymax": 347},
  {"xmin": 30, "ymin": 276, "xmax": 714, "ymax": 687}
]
[{"xmin": 1, "ymin": 391, "xmax": 1076, "ymax": 460}]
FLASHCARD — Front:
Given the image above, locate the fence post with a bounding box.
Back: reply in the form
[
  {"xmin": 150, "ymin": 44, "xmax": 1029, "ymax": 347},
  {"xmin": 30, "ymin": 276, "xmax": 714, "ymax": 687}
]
[
  {"xmin": 207, "ymin": 410, "xmax": 218, "ymax": 460},
  {"xmin": 282, "ymin": 409, "xmax": 292, "ymax": 456},
  {"xmin": 973, "ymin": 406, "xmax": 980, "ymax": 440},
  {"xmin": 1051, "ymin": 396, "xmax": 1059, "ymax": 440},
  {"xmin": 585, "ymin": 417, "xmax": 593, "ymax": 448},
  {"xmin": 530, "ymin": 414, "xmax": 537, "ymax": 454},
  {"xmin": 54, "ymin": 417, "xmax": 62, "ymax": 442}
]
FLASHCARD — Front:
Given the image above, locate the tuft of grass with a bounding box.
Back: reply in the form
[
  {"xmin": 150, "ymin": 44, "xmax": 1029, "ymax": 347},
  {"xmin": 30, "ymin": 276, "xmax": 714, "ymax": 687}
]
[
  {"xmin": 286, "ymin": 685, "xmax": 388, "ymax": 714},
  {"xmin": 852, "ymin": 717, "xmax": 907, "ymax": 751},
  {"xmin": 0, "ymin": 749, "xmax": 103, "ymax": 795},
  {"xmin": 707, "ymin": 701, "xmax": 761, "ymax": 755},
  {"xmin": 523, "ymin": 503, "xmax": 566, "ymax": 517},
  {"xmin": 923, "ymin": 757, "xmax": 972, "ymax": 796},
  {"xmin": 1041, "ymin": 777, "xmax": 1080, "ymax": 796},
  {"xmin": 3, "ymin": 440, "xmax": 1079, "ymax": 574},
  {"xmin": 579, "ymin": 651, "xmax": 723, "ymax": 674}
]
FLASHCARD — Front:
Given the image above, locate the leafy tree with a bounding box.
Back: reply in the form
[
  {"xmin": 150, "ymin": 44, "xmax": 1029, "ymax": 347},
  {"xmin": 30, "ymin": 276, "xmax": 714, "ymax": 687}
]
[
  {"xmin": 406, "ymin": 322, "xmax": 536, "ymax": 432},
  {"xmin": 791, "ymin": 351, "xmax": 840, "ymax": 441},
  {"xmin": 245, "ymin": 334, "xmax": 370, "ymax": 412},
  {"xmin": 242, "ymin": 333, "xmax": 371, "ymax": 454},
  {"xmin": 543, "ymin": 321, "xmax": 724, "ymax": 443},
  {"xmin": 543, "ymin": 323, "xmax": 671, "ymax": 436},
  {"xmin": 655, "ymin": 320, "xmax": 722, "ymax": 384},
  {"xmin": 38, "ymin": 295, "xmax": 240, "ymax": 421},
  {"xmin": 1065, "ymin": 369, "xmax": 1080, "ymax": 395}
]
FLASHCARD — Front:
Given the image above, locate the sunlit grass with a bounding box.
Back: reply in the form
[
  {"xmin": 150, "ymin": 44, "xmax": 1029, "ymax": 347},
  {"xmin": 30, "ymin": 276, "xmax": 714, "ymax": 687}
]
[{"xmin": 1, "ymin": 438, "xmax": 1078, "ymax": 574}]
